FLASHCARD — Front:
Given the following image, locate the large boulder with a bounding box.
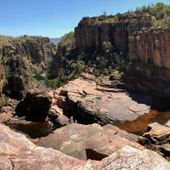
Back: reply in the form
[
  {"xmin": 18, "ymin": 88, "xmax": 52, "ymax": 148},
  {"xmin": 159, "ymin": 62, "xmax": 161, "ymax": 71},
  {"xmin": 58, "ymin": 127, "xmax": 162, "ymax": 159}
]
[
  {"xmin": 52, "ymin": 75, "xmax": 151, "ymax": 125},
  {"xmin": 15, "ymin": 90, "xmax": 52, "ymax": 121}
]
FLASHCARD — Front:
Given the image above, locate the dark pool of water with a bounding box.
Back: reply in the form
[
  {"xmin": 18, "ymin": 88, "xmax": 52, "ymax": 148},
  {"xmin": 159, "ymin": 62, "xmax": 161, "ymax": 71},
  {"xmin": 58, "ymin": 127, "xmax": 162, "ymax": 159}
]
[
  {"xmin": 5, "ymin": 120, "xmax": 53, "ymax": 139},
  {"xmin": 5, "ymin": 109, "xmax": 170, "ymax": 139},
  {"xmin": 114, "ymin": 109, "xmax": 170, "ymax": 135}
]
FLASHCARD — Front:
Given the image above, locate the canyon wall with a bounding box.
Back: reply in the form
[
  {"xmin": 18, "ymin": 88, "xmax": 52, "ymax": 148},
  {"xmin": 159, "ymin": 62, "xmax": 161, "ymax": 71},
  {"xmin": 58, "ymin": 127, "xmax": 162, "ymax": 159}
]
[
  {"xmin": 75, "ymin": 16, "xmax": 128, "ymax": 54},
  {"xmin": 0, "ymin": 36, "xmax": 56, "ymax": 100},
  {"xmin": 75, "ymin": 14, "xmax": 151, "ymax": 53},
  {"xmin": 126, "ymin": 29, "xmax": 170, "ymax": 97},
  {"xmin": 74, "ymin": 14, "xmax": 170, "ymax": 97},
  {"xmin": 0, "ymin": 63, "xmax": 4, "ymax": 105}
]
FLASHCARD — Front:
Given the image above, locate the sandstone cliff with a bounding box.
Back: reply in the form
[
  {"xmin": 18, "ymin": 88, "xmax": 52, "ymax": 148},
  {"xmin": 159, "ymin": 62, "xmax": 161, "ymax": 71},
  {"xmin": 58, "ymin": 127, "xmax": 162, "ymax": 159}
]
[
  {"xmin": 75, "ymin": 13, "xmax": 152, "ymax": 54},
  {"xmin": 0, "ymin": 36, "xmax": 56, "ymax": 100},
  {"xmin": 0, "ymin": 62, "xmax": 4, "ymax": 105},
  {"xmin": 48, "ymin": 3, "xmax": 170, "ymax": 97},
  {"xmin": 73, "ymin": 4, "xmax": 170, "ymax": 97}
]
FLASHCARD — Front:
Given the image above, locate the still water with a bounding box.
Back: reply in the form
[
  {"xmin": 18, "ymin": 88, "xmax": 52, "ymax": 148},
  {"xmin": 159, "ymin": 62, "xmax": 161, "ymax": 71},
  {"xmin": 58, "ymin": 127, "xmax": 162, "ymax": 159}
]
[
  {"xmin": 5, "ymin": 120, "xmax": 53, "ymax": 139},
  {"xmin": 5, "ymin": 109, "xmax": 170, "ymax": 138},
  {"xmin": 115, "ymin": 109, "xmax": 170, "ymax": 135}
]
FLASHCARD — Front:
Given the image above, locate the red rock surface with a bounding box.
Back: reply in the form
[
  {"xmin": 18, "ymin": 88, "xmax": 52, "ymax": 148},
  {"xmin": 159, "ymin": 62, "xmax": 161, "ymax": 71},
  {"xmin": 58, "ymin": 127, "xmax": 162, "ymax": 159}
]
[
  {"xmin": 38, "ymin": 123, "xmax": 142, "ymax": 160},
  {"xmin": 49, "ymin": 75, "xmax": 150, "ymax": 125},
  {"xmin": 1, "ymin": 123, "xmax": 170, "ymax": 170}
]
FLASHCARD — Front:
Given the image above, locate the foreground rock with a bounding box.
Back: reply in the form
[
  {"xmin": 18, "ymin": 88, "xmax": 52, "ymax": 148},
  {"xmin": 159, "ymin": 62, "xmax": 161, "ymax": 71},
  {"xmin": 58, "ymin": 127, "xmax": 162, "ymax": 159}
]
[
  {"xmin": 50, "ymin": 75, "xmax": 151, "ymax": 125},
  {"xmin": 1, "ymin": 123, "xmax": 170, "ymax": 169},
  {"xmin": 38, "ymin": 123, "xmax": 142, "ymax": 160},
  {"xmin": 0, "ymin": 123, "xmax": 83, "ymax": 169}
]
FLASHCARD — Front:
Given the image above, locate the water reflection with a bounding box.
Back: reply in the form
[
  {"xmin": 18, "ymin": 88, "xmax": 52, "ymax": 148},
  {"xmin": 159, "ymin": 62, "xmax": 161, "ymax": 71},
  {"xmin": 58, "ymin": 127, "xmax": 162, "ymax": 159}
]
[{"xmin": 115, "ymin": 109, "xmax": 170, "ymax": 135}]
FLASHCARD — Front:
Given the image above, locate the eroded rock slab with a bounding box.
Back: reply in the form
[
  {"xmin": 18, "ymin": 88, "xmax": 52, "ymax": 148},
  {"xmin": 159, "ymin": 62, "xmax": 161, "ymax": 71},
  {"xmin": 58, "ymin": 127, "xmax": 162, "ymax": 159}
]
[
  {"xmin": 38, "ymin": 123, "xmax": 143, "ymax": 160},
  {"xmin": 51, "ymin": 75, "xmax": 151, "ymax": 125}
]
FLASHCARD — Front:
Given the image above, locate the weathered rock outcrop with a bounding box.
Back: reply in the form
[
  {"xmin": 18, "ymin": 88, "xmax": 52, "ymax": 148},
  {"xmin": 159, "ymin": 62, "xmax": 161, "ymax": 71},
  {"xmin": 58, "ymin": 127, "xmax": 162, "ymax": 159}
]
[
  {"xmin": 0, "ymin": 36, "xmax": 56, "ymax": 100},
  {"xmin": 38, "ymin": 123, "xmax": 141, "ymax": 160},
  {"xmin": 48, "ymin": 74, "xmax": 151, "ymax": 125},
  {"xmin": 1, "ymin": 123, "xmax": 170, "ymax": 170}
]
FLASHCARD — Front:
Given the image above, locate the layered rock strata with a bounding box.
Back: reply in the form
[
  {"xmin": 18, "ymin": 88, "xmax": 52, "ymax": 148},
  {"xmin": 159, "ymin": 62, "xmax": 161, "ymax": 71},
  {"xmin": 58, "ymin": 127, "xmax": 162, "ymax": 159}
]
[{"xmin": 74, "ymin": 13, "xmax": 170, "ymax": 97}]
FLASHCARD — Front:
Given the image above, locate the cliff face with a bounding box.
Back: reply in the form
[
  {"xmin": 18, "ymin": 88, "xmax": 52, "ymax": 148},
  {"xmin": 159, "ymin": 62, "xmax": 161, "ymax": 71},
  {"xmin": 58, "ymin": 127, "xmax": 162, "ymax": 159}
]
[
  {"xmin": 128, "ymin": 29, "xmax": 170, "ymax": 69},
  {"xmin": 0, "ymin": 63, "xmax": 4, "ymax": 105},
  {"xmin": 74, "ymin": 12, "xmax": 170, "ymax": 97},
  {"xmin": 0, "ymin": 36, "xmax": 56, "ymax": 100},
  {"xmin": 75, "ymin": 14, "xmax": 152, "ymax": 54},
  {"xmin": 75, "ymin": 16, "xmax": 128, "ymax": 54},
  {"xmin": 125, "ymin": 29, "xmax": 170, "ymax": 97}
]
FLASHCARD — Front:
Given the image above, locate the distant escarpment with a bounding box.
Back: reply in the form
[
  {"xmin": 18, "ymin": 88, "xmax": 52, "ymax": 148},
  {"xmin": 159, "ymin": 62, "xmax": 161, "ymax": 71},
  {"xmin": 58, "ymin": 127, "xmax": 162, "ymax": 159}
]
[
  {"xmin": 50, "ymin": 3, "xmax": 170, "ymax": 97},
  {"xmin": 0, "ymin": 36, "xmax": 56, "ymax": 101}
]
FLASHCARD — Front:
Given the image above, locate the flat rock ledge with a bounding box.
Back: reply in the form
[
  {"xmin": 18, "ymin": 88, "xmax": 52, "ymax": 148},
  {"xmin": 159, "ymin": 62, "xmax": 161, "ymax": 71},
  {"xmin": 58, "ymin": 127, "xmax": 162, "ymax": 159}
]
[
  {"xmin": 49, "ymin": 74, "xmax": 151, "ymax": 126},
  {"xmin": 37, "ymin": 123, "xmax": 142, "ymax": 160}
]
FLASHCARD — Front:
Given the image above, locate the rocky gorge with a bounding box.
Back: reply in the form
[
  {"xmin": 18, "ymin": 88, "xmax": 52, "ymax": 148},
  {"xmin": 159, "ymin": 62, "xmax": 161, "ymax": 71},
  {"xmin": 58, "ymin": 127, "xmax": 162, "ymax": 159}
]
[{"xmin": 1, "ymin": 2, "xmax": 170, "ymax": 170}]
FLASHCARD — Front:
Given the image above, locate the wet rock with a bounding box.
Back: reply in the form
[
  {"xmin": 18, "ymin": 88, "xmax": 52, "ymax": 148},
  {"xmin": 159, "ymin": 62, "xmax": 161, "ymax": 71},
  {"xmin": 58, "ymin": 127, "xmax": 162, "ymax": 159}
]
[
  {"xmin": 38, "ymin": 123, "xmax": 142, "ymax": 160},
  {"xmin": 15, "ymin": 90, "xmax": 52, "ymax": 121},
  {"xmin": 54, "ymin": 76, "xmax": 151, "ymax": 125},
  {"xmin": 0, "ymin": 123, "xmax": 170, "ymax": 169}
]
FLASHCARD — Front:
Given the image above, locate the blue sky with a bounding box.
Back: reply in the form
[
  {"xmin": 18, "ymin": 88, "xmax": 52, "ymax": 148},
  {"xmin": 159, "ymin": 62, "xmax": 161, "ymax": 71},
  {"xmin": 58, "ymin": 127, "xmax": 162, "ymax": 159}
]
[{"xmin": 0, "ymin": 0, "xmax": 170, "ymax": 38}]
